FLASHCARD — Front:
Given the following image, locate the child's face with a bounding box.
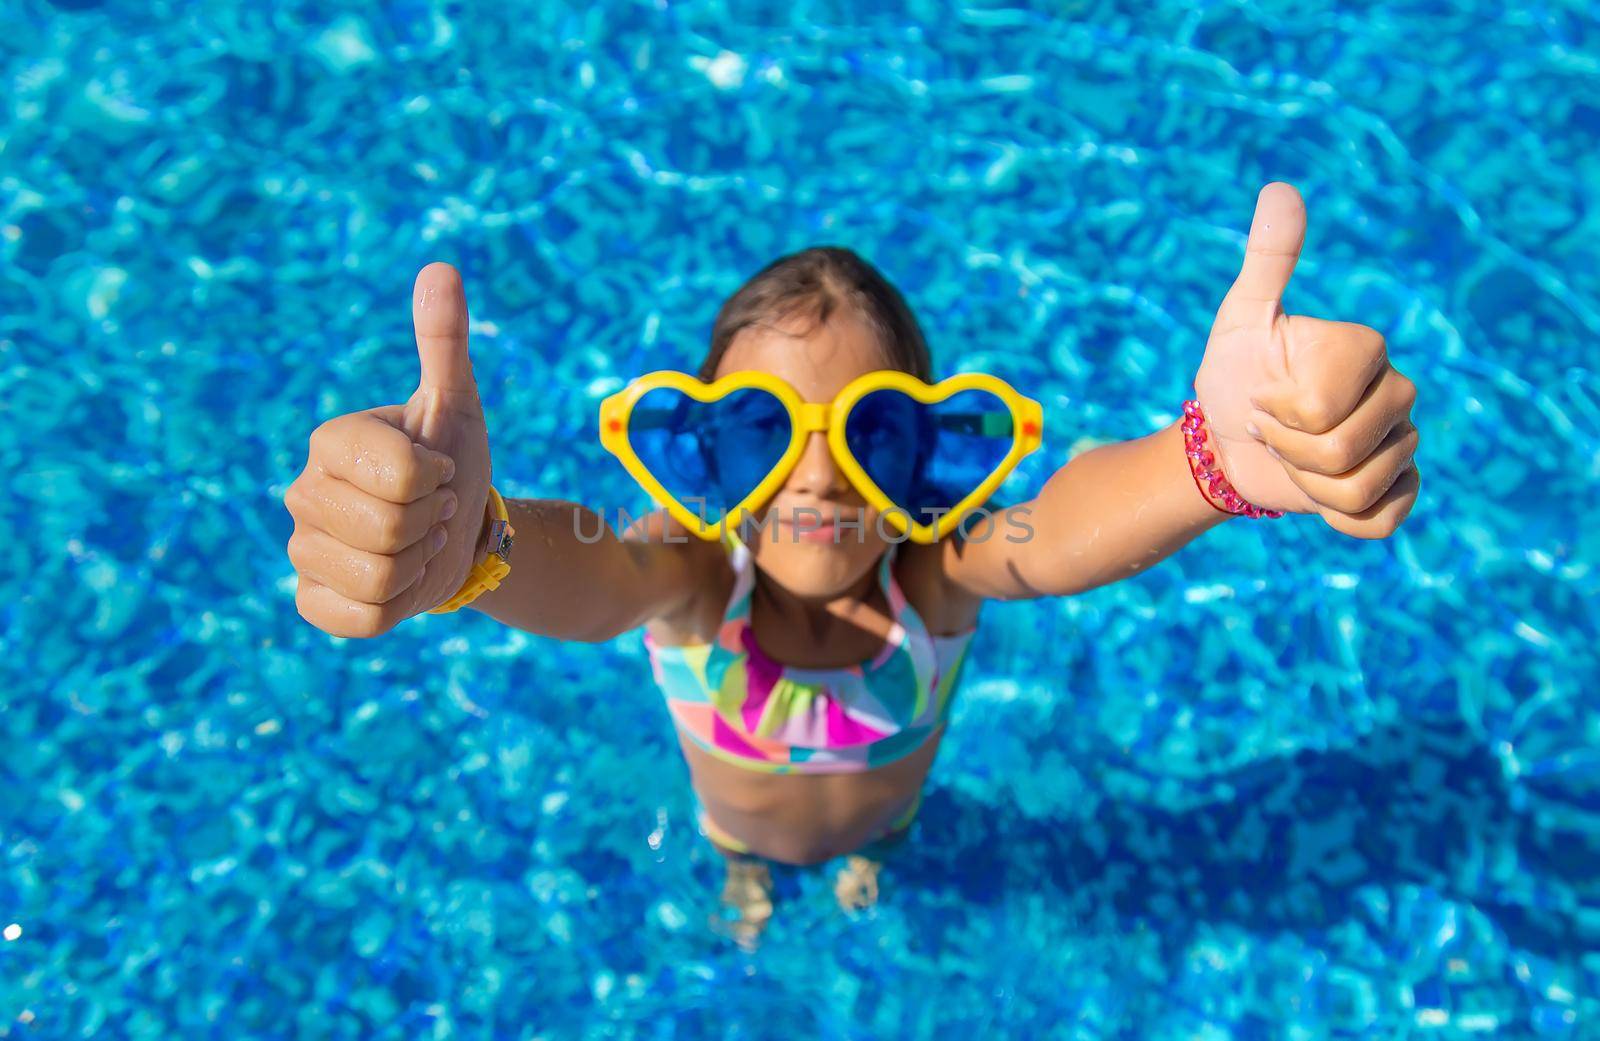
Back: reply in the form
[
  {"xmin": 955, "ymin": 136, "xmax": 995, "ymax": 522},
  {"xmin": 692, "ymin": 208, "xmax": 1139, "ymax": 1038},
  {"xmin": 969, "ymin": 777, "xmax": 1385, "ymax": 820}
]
[{"xmin": 714, "ymin": 309, "xmax": 897, "ymax": 600}]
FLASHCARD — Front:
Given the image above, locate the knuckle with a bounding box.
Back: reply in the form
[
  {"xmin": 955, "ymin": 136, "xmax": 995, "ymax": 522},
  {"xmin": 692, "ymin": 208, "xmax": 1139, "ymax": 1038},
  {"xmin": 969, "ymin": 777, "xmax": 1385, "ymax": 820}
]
[
  {"xmin": 373, "ymin": 505, "xmax": 409, "ymax": 550},
  {"xmin": 289, "ymin": 536, "xmax": 336, "ymax": 590},
  {"xmin": 1316, "ymin": 433, "xmax": 1352, "ymax": 473},
  {"xmin": 285, "ymin": 469, "xmax": 325, "ymax": 512},
  {"xmin": 1309, "ymin": 478, "xmax": 1346, "ymax": 516},
  {"xmin": 391, "ymin": 449, "xmax": 428, "ymax": 499},
  {"xmin": 1347, "ymin": 476, "xmax": 1386, "ymax": 514},
  {"xmin": 342, "ymin": 600, "xmax": 387, "ymax": 639},
  {"xmin": 1323, "ymin": 482, "xmax": 1362, "ymax": 516},
  {"xmin": 1297, "ymin": 393, "xmax": 1341, "ymax": 432},
  {"xmin": 368, "ymin": 554, "xmax": 404, "ymax": 602},
  {"xmin": 1371, "ymin": 479, "xmax": 1419, "ymax": 538},
  {"xmin": 1365, "ymin": 327, "xmax": 1388, "ymax": 357},
  {"xmin": 297, "ymin": 576, "xmax": 388, "ymax": 639},
  {"xmin": 308, "ymin": 418, "xmax": 339, "ymax": 462},
  {"xmin": 1397, "ymin": 466, "xmax": 1421, "ymax": 506},
  {"xmin": 1395, "ymin": 372, "xmax": 1418, "ymax": 411},
  {"xmin": 294, "ymin": 579, "xmax": 317, "ymax": 621},
  {"xmin": 1399, "ymin": 425, "xmax": 1421, "ymax": 464}
]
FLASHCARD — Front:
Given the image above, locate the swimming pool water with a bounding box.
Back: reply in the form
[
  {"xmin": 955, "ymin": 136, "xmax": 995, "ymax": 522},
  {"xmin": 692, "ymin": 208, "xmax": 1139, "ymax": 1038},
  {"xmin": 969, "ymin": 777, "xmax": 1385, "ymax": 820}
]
[{"xmin": 2, "ymin": 1, "xmax": 1597, "ymax": 1037}]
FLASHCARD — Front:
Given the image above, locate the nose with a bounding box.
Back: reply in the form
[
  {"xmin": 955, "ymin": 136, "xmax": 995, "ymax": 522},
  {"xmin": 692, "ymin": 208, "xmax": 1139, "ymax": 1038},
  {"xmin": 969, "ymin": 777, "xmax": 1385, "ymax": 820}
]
[{"xmin": 785, "ymin": 429, "xmax": 850, "ymax": 498}]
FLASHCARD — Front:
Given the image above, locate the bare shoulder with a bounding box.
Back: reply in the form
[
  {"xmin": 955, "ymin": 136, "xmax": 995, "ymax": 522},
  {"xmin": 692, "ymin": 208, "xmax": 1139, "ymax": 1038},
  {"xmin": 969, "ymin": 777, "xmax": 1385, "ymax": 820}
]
[
  {"xmin": 622, "ymin": 509, "xmax": 734, "ymax": 644},
  {"xmin": 894, "ymin": 538, "xmax": 984, "ymax": 636}
]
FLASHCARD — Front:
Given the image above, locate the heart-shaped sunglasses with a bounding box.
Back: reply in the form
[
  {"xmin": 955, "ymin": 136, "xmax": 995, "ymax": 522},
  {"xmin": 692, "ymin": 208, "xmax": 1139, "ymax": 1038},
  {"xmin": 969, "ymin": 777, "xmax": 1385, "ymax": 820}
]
[{"xmin": 599, "ymin": 370, "xmax": 1043, "ymax": 543}]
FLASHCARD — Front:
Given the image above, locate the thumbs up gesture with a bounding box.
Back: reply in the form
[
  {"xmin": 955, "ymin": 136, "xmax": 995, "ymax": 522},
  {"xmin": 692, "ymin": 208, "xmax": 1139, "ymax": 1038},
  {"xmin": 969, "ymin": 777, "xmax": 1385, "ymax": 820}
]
[
  {"xmin": 1193, "ymin": 183, "xmax": 1421, "ymax": 538},
  {"xmin": 285, "ymin": 263, "xmax": 494, "ymax": 637}
]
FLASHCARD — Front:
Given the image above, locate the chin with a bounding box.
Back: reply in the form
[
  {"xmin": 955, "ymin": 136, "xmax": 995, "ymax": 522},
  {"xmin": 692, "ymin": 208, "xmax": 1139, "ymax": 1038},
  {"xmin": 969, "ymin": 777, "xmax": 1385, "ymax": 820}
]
[{"xmin": 749, "ymin": 536, "xmax": 885, "ymax": 599}]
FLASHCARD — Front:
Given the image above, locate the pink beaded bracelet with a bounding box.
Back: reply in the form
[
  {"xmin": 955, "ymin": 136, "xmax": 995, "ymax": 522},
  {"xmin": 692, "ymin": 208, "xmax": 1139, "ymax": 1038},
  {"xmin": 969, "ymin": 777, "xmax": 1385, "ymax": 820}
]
[{"xmin": 1181, "ymin": 399, "xmax": 1284, "ymax": 520}]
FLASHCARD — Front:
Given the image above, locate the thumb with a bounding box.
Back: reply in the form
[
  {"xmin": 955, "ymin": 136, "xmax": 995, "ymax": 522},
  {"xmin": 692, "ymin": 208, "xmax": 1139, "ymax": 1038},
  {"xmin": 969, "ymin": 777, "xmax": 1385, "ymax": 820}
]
[
  {"xmin": 412, "ymin": 262, "xmax": 479, "ymax": 398},
  {"xmin": 1219, "ymin": 182, "xmax": 1306, "ymax": 320}
]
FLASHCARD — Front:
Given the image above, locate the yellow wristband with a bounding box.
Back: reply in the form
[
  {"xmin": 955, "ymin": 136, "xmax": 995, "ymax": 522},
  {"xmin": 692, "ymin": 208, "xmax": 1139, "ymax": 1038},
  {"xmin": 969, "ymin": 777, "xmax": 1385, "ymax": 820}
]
[{"xmin": 428, "ymin": 485, "xmax": 515, "ymax": 614}]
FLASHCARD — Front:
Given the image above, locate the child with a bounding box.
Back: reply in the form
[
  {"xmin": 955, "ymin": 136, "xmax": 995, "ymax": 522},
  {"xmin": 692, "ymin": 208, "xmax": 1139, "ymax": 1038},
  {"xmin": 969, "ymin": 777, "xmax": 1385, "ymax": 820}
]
[{"xmin": 285, "ymin": 182, "xmax": 1421, "ymax": 948}]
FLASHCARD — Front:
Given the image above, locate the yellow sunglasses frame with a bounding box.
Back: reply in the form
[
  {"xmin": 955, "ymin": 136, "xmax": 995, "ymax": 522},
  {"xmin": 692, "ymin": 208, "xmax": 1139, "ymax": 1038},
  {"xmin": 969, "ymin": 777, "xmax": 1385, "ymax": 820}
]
[{"xmin": 599, "ymin": 369, "xmax": 1043, "ymax": 544}]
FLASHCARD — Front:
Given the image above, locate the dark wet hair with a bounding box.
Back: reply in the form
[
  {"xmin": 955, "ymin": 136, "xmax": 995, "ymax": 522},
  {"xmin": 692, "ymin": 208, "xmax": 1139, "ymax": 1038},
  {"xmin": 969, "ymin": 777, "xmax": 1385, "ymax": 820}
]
[{"xmin": 698, "ymin": 247, "xmax": 932, "ymax": 381}]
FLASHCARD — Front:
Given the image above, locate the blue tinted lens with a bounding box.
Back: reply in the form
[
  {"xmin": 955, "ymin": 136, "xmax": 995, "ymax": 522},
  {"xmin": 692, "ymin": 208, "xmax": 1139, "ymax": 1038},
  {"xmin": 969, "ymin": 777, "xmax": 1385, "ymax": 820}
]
[
  {"xmin": 848, "ymin": 389, "xmax": 1014, "ymax": 522},
  {"xmin": 844, "ymin": 390, "xmax": 923, "ymax": 506},
  {"xmin": 916, "ymin": 390, "xmax": 1014, "ymax": 516},
  {"xmin": 629, "ymin": 388, "xmax": 790, "ymax": 522},
  {"xmin": 703, "ymin": 390, "xmax": 791, "ymax": 509}
]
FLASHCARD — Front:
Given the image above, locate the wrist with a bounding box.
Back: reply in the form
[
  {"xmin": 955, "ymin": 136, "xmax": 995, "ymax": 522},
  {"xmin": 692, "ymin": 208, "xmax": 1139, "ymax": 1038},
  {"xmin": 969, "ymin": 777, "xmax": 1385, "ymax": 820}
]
[
  {"xmin": 1180, "ymin": 399, "xmax": 1284, "ymax": 521},
  {"xmin": 1196, "ymin": 479, "xmax": 1238, "ymax": 518},
  {"xmin": 1164, "ymin": 418, "xmax": 1235, "ymax": 524},
  {"xmin": 474, "ymin": 494, "xmax": 495, "ymax": 559}
]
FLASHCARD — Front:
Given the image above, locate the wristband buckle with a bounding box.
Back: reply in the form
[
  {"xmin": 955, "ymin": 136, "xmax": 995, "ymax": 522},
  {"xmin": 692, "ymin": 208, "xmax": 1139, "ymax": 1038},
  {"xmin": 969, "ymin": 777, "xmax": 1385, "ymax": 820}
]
[{"xmin": 485, "ymin": 518, "xmax": 514, "ymax": 562}]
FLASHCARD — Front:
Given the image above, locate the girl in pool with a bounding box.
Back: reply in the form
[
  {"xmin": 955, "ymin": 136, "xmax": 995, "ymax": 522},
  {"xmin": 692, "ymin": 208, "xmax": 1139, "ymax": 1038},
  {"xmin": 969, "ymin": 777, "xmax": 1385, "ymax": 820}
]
[{"xmin": 285, "ymin": 183, "xmax": 1420, "ymax": 947}]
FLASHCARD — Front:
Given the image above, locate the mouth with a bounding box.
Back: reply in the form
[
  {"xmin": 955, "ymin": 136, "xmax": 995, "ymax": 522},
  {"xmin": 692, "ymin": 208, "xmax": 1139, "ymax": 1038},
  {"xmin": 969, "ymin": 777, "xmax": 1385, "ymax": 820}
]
[
  {"xmin": 768, "ymin": 508, "xmax": 851, "ymax": 543},
  {"xmin": 790, "ymin": 520, "xmax": 837, "ymax": 543}
]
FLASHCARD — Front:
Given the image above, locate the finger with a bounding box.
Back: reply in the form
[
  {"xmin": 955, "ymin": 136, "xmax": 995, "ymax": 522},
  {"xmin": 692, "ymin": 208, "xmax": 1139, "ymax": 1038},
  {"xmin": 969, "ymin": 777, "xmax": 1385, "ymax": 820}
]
[
  {"xmin": 286, "ymin": 472, "xmax": 459, "ymax": 554},
  {"xmin": 295, "ymin": 566, "xmax": 433, "ymax": 640},
  {"xmin": 1251, "ymin": 318, "xmax": 1391, "ymax": 434},
  {"xmin": 289, "ymin": 519, "xmax": 449, "ymax": 605},
  {"xmin": 1221, "ymin": 182, "xmax": 1307, "ymax": 317},
  {"xmin": 1268, "ymin": 421, "xmax": 1419, "ymax": 516},
  {"xmin": 310, "ymin": 408, "xmax": 456, "ymax": 503},
  {"xmin": 1250, "ymin": 366, "xmax": 1415, "ymax": 476},
  {"xmin": 1318, "ymin": 464, "xmax": 1421, "ymax": 540},
  {"xmin": 413, "ymin": 261, "xmax": 478, "ymax": 397}
]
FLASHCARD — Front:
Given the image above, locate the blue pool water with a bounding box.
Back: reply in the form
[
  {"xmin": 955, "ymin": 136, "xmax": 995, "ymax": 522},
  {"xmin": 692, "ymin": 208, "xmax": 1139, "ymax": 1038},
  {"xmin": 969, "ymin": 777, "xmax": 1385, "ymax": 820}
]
[{"xmin": 3, "ymin": 1, "xmax": 1598, "ymax": 1037}]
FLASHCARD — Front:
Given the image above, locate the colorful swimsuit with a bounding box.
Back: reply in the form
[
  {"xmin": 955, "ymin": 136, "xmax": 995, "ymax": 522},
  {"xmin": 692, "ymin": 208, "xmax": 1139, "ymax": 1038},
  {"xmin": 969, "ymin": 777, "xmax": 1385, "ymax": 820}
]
[{"xmin": 644, "ymin": 528, "xmax": 978, "ymax": 852}]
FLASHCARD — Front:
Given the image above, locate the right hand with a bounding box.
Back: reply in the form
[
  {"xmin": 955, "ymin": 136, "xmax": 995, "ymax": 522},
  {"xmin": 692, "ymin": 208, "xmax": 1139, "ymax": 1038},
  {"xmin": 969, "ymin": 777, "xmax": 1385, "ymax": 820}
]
[
  {"xmin": 1193, "ymin": 183, "xmax": 1419, "ymax": 535},
  {"xmin": 285, "ymin": 263, "xmax": 495, "ymax": 638}
]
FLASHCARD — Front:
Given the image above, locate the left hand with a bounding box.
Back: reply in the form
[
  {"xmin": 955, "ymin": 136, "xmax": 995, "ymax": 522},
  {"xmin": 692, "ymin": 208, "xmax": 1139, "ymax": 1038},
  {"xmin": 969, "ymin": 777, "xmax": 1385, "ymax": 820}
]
[{"xmin": 1193, "ymin": 182, "xmax": 1421, "ymax": 538}]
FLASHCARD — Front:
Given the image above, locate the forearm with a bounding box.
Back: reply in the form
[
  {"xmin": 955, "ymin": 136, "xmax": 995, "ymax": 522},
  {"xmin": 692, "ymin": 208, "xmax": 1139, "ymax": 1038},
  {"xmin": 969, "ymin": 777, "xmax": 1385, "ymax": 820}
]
[
  {"xmin": 998, "ymin": 415, "xmax": 1235, "ymax": 594},
  {"xmin": 463, "ymin": 497, "xmax": 680, "ymax": 642}
]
